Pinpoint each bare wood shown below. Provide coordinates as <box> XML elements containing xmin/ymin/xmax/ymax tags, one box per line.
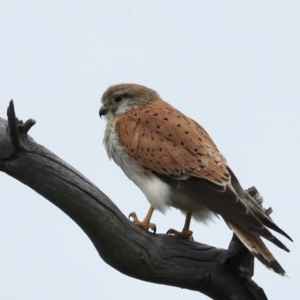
<box><xmin>0</xmin><ymin>101</ymin><xmax>268</xmax><ymax>300</ymax></box>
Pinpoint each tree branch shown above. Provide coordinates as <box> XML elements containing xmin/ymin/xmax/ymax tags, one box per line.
<box><xmin>0</xmin><ymin>101</ymin><xmax>268</xmax><ymax>300</ymax></box>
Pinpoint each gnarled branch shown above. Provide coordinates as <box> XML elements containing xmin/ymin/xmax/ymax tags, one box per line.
<box><xmin>0</xmin><ymin>101</ymin><xmax>268</xmax><ymax>300</ymax></box>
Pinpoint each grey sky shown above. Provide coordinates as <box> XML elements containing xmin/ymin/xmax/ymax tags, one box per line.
<box><xmin>0</xmin><ymin>1</ymin><xmax>299</xmax><ymax>299</ymax></box>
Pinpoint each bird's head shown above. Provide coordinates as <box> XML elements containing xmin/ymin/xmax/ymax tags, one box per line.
<box><xmin>99</xmin><ymin>83</ymin><xmax>160</xmax><ymax>120</ymax></box>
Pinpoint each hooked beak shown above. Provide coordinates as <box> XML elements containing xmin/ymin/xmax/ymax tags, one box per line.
<box><xmin>99</xmin><ymin>106</ymin><xmax>109</xmax><ymax>118</ymax></box>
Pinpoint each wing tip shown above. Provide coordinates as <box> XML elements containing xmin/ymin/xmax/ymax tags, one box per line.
<box><xmin>270</xmin><ymin>223</ymin><xmax>293</xmax><ymax>242</ymax></box>
<box><xmin>268</xmin><ymin>235</ymin><xmax>290</xmax><ymax>253</ymax></box>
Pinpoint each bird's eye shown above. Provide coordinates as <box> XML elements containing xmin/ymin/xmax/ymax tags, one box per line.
<box><xmin>115</xmin><ymin>96</ymin><xmax>122</xmax><ymax>103</ymax></box>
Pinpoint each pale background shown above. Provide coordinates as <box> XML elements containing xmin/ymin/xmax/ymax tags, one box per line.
<box><xmin>0</xmin><ymin>1</ymin><xmax>299</xmax><ymax>299</ymax></box>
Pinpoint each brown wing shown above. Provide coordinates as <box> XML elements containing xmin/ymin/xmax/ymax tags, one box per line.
<box><xmin>115</xmin><ymin>99</ymin><xmax>231</xmax><ymax>185</ymax></box>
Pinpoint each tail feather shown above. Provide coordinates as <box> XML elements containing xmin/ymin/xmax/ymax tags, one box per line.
<box><xmin>228</xmin><ymin>220</ymin><xmax>287</xmax><ymax>276</ymax></box>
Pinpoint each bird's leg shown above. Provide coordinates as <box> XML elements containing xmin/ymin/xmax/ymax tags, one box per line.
<box><xmin>129</xmin><ymin>206</ymin><xmax>156</xmax><ymax>233</ymax></box>
<box><xmin>167</xmin><ymin>212</ymin><xmax>193</xmax><ymax>239</ymax></box>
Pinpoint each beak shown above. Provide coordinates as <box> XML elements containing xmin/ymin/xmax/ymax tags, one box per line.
<box><xmin>99</xmin><ymin>106</ymin><xmax>109</xmax><ymax>118</ymax></box>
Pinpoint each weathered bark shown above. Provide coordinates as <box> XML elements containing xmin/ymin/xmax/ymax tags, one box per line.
<box><xmin>0</xmin><ymin>101</ymin><xmax>268</xmax><ymax>300</ymax></box>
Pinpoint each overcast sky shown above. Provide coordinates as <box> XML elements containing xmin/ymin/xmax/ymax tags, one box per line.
<box><xmin>0</xmin><ymin>1</ymin><xmax>299</xmax><ymax>299</ymax></box>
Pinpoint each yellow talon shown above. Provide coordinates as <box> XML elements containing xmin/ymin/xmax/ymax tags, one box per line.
<box><xmin>129</xmin><ymin>207</ymin><xmax>156</xmax><ymax>233</ymax></box>
<box><xmin>167</xmin><ymin>212</ymin><xmax>194</xmax><ymax>240</ymax></box>
<box><xmin>167</xmin><ymin>228</ymin><xmax>194</xmax><ymax>240</ymax></box>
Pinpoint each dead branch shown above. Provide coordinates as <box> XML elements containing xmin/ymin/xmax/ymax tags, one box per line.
<box><xmin>0</xmin><ymin>101</ymin><xmax>268</xmax><ymax>300</ymax></box>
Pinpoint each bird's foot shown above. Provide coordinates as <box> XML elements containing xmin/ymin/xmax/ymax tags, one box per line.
<box><xmin>167</xmin><ymin>228</ymin><xmax>194</xmax><ymax>241</ymax></box>
<box><xmin>129</xmin><ymin>212</ymin><xmax>156</xmax><ymax>234</ymax></box>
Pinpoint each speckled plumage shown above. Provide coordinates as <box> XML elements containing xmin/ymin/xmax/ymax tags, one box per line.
<box><xmin>100</xmin><ymin>83</ymin><xmax>292</xmax><ymax>275</ymax></box>
<box><xmin>116</xmin><ymin>100</ymin><xmax>230</xmax><ymax>183</ymax></box>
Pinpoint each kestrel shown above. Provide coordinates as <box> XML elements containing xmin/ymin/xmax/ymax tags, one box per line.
<box><xmin>99</xmin><ymin>83</ymin><xmax>292</xmax><ymax>275</ymax></box>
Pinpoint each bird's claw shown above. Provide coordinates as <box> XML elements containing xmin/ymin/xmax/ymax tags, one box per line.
<box><xmin>129</xmin><ymin>212</ymin><xmax>156</xmax><ymax>234</ymax></box>
<box><xmin>167</xmin><ymin>228</ymin><xmax>194</xmax><ymax>241</ymax></box>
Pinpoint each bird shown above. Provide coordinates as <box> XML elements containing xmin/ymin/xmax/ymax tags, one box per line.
<box><xmin>99</xmin><ymin>83</ymin><xmax>292</xmax><ymax>276</ymax></box>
